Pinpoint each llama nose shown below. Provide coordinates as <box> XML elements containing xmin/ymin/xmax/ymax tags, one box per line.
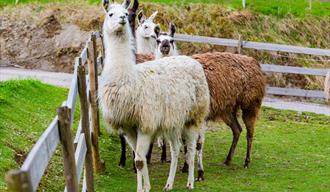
<box><xmin>120</xmin><ymin>15</ymin><xmax>125</xmax><ymax>20</ymax></box>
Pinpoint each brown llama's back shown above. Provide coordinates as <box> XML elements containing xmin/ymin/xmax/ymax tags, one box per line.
<box><xmin>192</xmin><ymin>52</ymin><xmax>266</xmax><ymax>120</ymax></box>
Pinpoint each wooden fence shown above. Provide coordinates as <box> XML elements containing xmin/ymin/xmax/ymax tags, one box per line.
<box><xmin>4</xmin><ymin>31</ymin><xmax>330</xmax><ymax>191</ymax></box>
<box><xmin>175</xmin><ymin>34</ymin><xmax>330</xmax><ymax>101</ymax></box>
<box><xmin>5</xmin><ymin>32</ymin><xmax>104</xmax><ymax>192</ymax></box>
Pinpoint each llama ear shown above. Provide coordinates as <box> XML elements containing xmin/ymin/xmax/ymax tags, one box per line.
<box><xmin>169</xmin><ymin>23</ymin><xmax>176</xmax><ymax>37</ymax></box>
<box><xmin>137</xmin><ymin>10</ymin><xmax>146</xmax><ymax>25</ymax></box>
<box><xmin>148</xmin><ymin>11</ymin><xmax>158</xmax><ymax>22</ymax></box>
<box><xmin>102</xmin><ymin>0</ymin><xmax>111</xmax><ymax>13</ymax></box>
<box><xmin>122</xmin><ymin>0</ymin><xmax>131</xmax><ymax>9</ymax></box>
<box><xmin>154</xmin><ymin>25</ymin><xmax>160</xmax><ymax>37</ymax></box>
<box><xmin>131</xmin><ymin>0</ymin><xmax>139</xmax><ymax>13</ymax></box>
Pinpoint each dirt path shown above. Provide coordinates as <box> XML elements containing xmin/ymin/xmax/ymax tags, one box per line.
<box><xmin>1</xmin><ymin>67</ymin><xmax>329</xmax><ymax>116</ymax></box>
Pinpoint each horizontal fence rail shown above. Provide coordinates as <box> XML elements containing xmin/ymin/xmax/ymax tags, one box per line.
<box><xmin>175</xmin><ymin>34</ymin><xmax>330</xmax><ymax>57</ymax></box>
<box><xmin>21</xmin><ymin>117</ymin><xmax>59</xmax><ymax>191</ymax></box>
<box><xmin>6</xmin><ymin>32</ymin><xmax>103</xmax><ymax>192</ymax></box>
<box><xmin>261</xmin><ymin>64</ymin><xmax>329</xmax><ymax>76</ymax></box>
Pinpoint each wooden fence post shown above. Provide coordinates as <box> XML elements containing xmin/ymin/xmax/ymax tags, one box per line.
<box><xmin>57</xmin><ymin>106</ymin><xmax>78</xmax><ymax>192</ymax></box>
<box><xmin>88</xmin><ymin>33</ymin><xmax>105</xmax><ymax>173</ymax></box>
<box><xmin>237</xmin><ymin>35</ymin><xmax>242</xmax><ymax>54</ymax></box>
<box><xmin>6</xmin><ymin>170</ymin><xmax>32</xmax><ymax>192</ymax></box>
<box><xmin>324</xmin><ymin>70</ymin><xmax>330</xmax><ymax>101</ymax></box>
<box><xmin>77</xmin><ymin>57</ymin><xmax>95</xmax><ymax>191</ymax></box>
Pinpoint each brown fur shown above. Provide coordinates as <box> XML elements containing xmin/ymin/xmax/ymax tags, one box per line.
<box><xmin>136</xmin><ymin>53</ymin><xmax>155</xmax><ymax>63</ymax></box>
<box><xmin>137</xmin><ymin>51</ymin><xmax>266</xmax><ymax>167</ymax></box>
<box><xmin>191</xmin><ymin>52</ymin><xmax>266</xmax><ymax>120</ymax></box>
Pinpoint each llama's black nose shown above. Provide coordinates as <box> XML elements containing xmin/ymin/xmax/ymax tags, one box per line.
<box><xmin>120</xmin><ymin>15</ymin><xmax>126</xmax><ymax>20</ymax></box>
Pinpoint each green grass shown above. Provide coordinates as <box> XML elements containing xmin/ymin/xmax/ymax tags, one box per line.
<box><xmin>0</xmin><ymin>80</ymin><xmax>70</xmax><ymax>191</ymax></box>
<box><xmin>1</xmin><ymin>0</ymin><xmax>330</xmax><ymax>17</ymax></box>
<box><xmin>96</xmin><ymin>108</ymin><xmax>330</xmax><ymax>191</ymax></box>
<box><xmin>1</xmin><ymin>80</ymin><xmax>329</xmax><ymax>191</ymax></box>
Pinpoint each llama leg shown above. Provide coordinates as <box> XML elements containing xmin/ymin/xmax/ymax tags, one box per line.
<box><xmin>181</xmin><ymin>139</ymin><xmax>189</xmax><ymax>173</ymax></box>
<box><xmin>161</xmin><ymin>138</ymin><xmax>167</xmax><ymax>163</ymax></box>
<box><xmin>146</xmin><ymin>143</ymin><xmax>153</xmax><ymax>165</ymax></box>
<box><xmin>164</xmin><ymin>135</ymin><xmax>181</xmax><ymax>191</ymax></box>
<box><xmin>135</xmin><ymin>130</ymin><xmax>152</xmax><ymax>192</ymax></box>
<box><xmin>196</xmin><ymin>128</ymin><xmax>205</xmax><ymax>181</ymax></box>
<box><xmin>123</xmin><ymin>129</ymin><xmax>137</xmax><ymax>172</ymax></box>
<box><xmin>242</xmin><ymin>103</ymin><xmax>260</xmax><ymax>168</ymax></box>
<box><xmin>184</xmin><ymin>128</ymin><xmax>197</xmax><ymax>189</ymax></box>
<box><xmin>119</xmin><ymin>133</ymin><xmax>127</xmax><ymax>167</ymax></box>
<box><xmin>223</xmin><ymin>114</ymin><xmax>243</xmax><ymax>165</ymax></box>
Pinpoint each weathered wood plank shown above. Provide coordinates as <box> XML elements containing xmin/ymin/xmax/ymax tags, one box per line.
<box><xmin>73</xmin><ymin>120</ymin><xmax>82</xmax><ymax>149</ymax></box>
<box><xmin>19</xmin><ymin>117</ymin><xmax>59</xmax><ymax>191</ymax></box>
<box><xmin>88</xmin><ymin>34</ymin><xmax>104</xmax><ymax>173</ymax></box>
<box><xmin>67</xmin><ymin>59</ymin><xmax>79</xmax><ymax>123</ymax></box>
<box><xmin>57</xmin><ymin>106</ymin><xmax>79</xmax><ymax>192</ymax></box>
<box><xmin>82</xmin><ymin>171</ymin><xmax>87</xmax><ymax>192</ymax></box>
<box><xmin>80</xmin><ymin>46</ymin><xmax>89</xmax><ymax>65</ymax></box>
<box><xmin>175</xmin><ymin>34</ymin><xmax>239</xmax><ymax>47</ymax></box>
<box><xmin>325</xmin><ymin>71</ymin><xmax>330</xmax><ymax>100</ymax></box>
<box><xmin>6</xmin><ymin>170</ymin><xmax>33</xmax><ymax>192</ymax></box>
<box><xmin>267</xmin><ymin>87</ymin><xmax>326</xmax><ymax>98</ymax></box>
<box><xmin>243</xmin><ymin>41</ymin><xmax>330</xmax><ymax>57</ymax></box>
<box><xmin>77</xmin><ymin>60</ymin><xmax>95</xmax><ymax>192</ymax></box>
<box><xmin>75</xmin><ymin>134</ymin><xmax>87</xmax><ymax>184</ymax></box>
<box><xmin>175</xmin><ymin>34</ymin><xmax>330</xmax><ymax>56</ymax></box>
<box><xmin>261</xmin><ymin>64</ymin><xmax>329</xmax><ymax>76</ymax></box>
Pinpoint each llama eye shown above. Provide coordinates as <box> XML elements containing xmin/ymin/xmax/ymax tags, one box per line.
<box><xmin>125</xmin><ymin>13</ymin><xmax>128</xmax><ymax>16</ymax></box>
<box><xmin>156</xmin><ymin>40</ymin><xmax>161</xmax><ymax>44</ymax></box>
<box><xmin>144</xmin><ymin>26</ymin><xmax>148</xmax><ymax>29</ymax></box>
<box><xmin>170</xmin><ymin>40</ymin><xmax>174</xmax><ymax>43</ymax></box>
<box><xmin>109</xmin><ymin>13</ymin><xmax>113</xmax><ymax>17</ymax></box>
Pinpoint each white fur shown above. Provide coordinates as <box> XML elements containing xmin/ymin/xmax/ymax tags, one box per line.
<box><xmin>136</xmin><ymin>12</ymin><xmax>158</xmax><ymax>54</ymax></box>
<box><xmin>99</xmin><ymin>2</ymin><xmax>209</xmax><ymax>191</ymax></box>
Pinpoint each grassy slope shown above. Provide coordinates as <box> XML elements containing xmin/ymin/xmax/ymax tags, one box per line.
<box><xmin>0</xmin><ymin>81</ymin><xmax>329</xmax><ymax>191</ymax></box>
<box><xmin>0</xmin><ymin>80</ymin><xmax>68</xmax><ymax>191</ymax></box>
<box><xmin>2</xmin><ymin>0</ymin><xmax>330</xmax><ymax>17</ymax></box>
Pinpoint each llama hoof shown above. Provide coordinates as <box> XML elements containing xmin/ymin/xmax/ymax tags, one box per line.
<box><xmin>195</xmin><ymin>170</ymin><xmax>204</xmax><ymax>181</ymax></box>
<box><xmin>143</xmin><ymin>186</ymin><xmax>151</xmax><ymax>192</ymax></box>
<box><xmin>181</xmin><ymin>162</ymin><xmax>189</xmax><ymax>173</ymax></box>
<box><xmin>244</xmin><ymin>163</ymin><xmax>250</xmax><ymax>169</ymax></box>
<box><xmin>223</xmin><ymin>160</ymin><xmax>231</xmax><ymax>166</ymax></box>
<box><xmin>163</xmin><ymin>183</ymin><xmax>173</xmax><ymax>191</ymax></box>
<box><xmin>186</xmin><ymin>182</ymin><xmax>194</xmax><ymax>190</ymax></box>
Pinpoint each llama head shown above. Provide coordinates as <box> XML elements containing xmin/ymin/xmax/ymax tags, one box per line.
<box><xmin>102</xmin><ymin>0</ymin><xmax>131</xmax><ymax>36</ymax></box>
<box><xmin>127</xmin><ymin>0</ymin><xmax>139</xmax><ymax>35</ymax></box>
<box><xmin>155</xmin><ymin>23</ymin><xmax>177</xmax><ymax>58</ymax></box>
<box><xmin>136</xmin><ymin>11</ymin><xmax>159</xmax><ymax>39</ymax></box>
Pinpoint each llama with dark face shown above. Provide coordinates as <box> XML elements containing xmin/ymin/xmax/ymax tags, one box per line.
<box><xmin>99</xmin><ymin>1</ymin><xmax>210</xmax><ymax>191</ymax></box>
<box><xmin>139</xmin><ymin>21</ymin><xmax>266</xmax><ymax>181</ymax></box>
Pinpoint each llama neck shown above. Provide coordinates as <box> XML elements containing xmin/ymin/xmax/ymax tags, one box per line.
<box><xmin>102</xmin><ymin>29</ymin><xmax>136</xmax><ymax>78</ymax></box>
<box><xmin>136</xmin><ymin>34</ymin><xmax>156</xmax><ymax>54</ymax></box>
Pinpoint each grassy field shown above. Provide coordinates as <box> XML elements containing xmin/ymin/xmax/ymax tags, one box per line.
<box><xmin>1</xmin><ymin>0</ymin><xmax>330</xmax><ymax>17</ymax></box>
<box><xmin>1</xmin><ymin>80</ymin><xmax>329</xmax><ymax>191</ymax></box>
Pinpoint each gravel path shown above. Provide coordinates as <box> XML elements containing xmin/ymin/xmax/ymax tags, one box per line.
<box><xmin>1</xmin><ymin>67</ymin><xmax>329</xmax><ymax>116</ymax></box>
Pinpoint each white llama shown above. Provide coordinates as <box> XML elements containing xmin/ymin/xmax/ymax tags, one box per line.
<box><xmin>99</xmin><ymin>1</ymin><xmax>210</xmax><ymax>191</ymax></box>
<box><xmin>136</xmin><ymin>10</ymin><xmax>160</xmax><ymax>54</ymax></box>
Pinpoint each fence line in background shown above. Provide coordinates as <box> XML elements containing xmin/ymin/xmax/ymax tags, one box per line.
<box><xmin>174</xmin><ymin>34</ymin><xmax>330</xmax><ymax>57</ymax></box>
<box><xmin>175</xmin><ymin>34</ymin><xmax>330</xmax><ymax>101</ymax></box>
